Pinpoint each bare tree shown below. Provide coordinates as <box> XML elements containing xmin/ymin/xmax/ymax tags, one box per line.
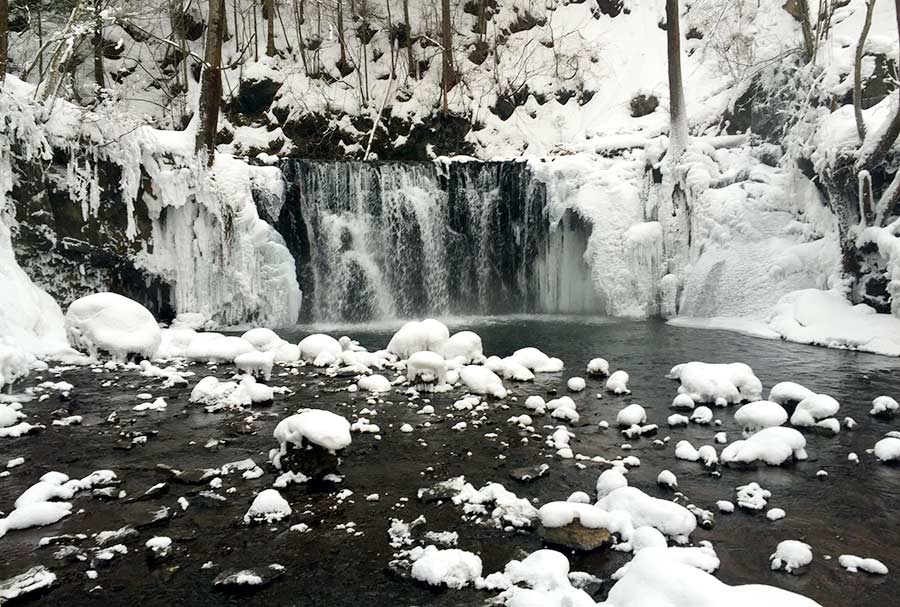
<box><xmin>441</xmin><ymin>0</ymin><xmax>453</xmax><ymax>115</ymax></box>
<box><xmin>92</xmin><ymin>0</ymin><xmax>105</xmax><ymax>90</ymax></box>
<box><xmin>402</xmin><ymin>0</ymin><xmax>415</xmax><ymax>78</ymax></box>
<box><xmin>854</xmin><ymin>0</ymin><xmax>876</xmax><ymax>142</ymax></box>
<box><xmin>38</xmin><ymin>0</ymin><xmax>88</xmax><ymax>101</ymax></box>
<box><xmin>666</xmin><ymin>0</ymin><xmax>688</xmax><ymax>155</ymax></box>
<box><xmin>196</xmin><ymin>0</ymin><xmax>226</xmax><ymax>165</ymax></box>
<box><xmin>0</xmin><ymin>0</ymin><xmax>8</xmax><ymax>83</ymax></box>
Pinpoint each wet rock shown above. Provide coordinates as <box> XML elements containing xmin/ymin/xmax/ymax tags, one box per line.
<box><xmin>213</xmin><ymin>564</ymin><xmax>286</xmax><ymax>592</ymax></box>
<box><xmin>38</xmin><ymin>534</ymin><xmax>88</xmax><ymax>547</ymax></box>
<box><xmin>126</xmin><ymin>482</ymin><xmax>169</xmax><ymax>503</ymax></box>
<box><xmin>417</xmin><ymin>481</ymin><xmax>460</xmax><ymax>504</ymax></box>
<box><xmin>509</xmin><ymin>463</ymin><xmax>550</xmax><ymax>483</ymax></box>
<box><xmin>92</xmin><ymin>487</ymin><xmax>120</xmax><ymax>500</ymax></box>
<box><xmin>130</xmin><ymin>506</ymin><xmax>172</xmax><ymax>530</ymax></box>
<box><xmin>0</xmin><ymin>566</ymin><xmax>57</xmax><ymax>602</ymax></box>
<box><xmin>537</xmin><ymin>522</ymin><xmax>612</xmax><ymax>552</ymax></box>
<box><xmin>277</xmin><ymin>442</ymin><xmax>341</xmax><ymax>480</ymax></box>
<box><xmin>157</xmin><ymin>464</ymin><xmax>215</xmax><ymax>485</ymax></box>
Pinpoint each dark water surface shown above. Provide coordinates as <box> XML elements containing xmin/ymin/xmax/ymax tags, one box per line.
<box><xmin>3</xmin><ymin>317</ymin><xmax>900</xmax><ymax>606</ymax></box>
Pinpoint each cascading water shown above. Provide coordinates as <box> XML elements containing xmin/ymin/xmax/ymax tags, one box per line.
<box><xmin>268</xmin><ymin>159</ymin><xmax>600</xmax><ymax>322</ymax></box>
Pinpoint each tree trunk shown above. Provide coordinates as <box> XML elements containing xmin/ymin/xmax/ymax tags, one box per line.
<box><xmin>666</xmin><ymin>0</ymin><xmax>688</xmax><ymax>156</ymax></box>
<box><xmin>796</xmin><ymin>0</ymin><xmax>815</xmax><ymax>62</ymax></box>
<box><xmin>337</xmin><ymin>0</ymin><xmax>347</xmax><ymax>66</ymax></box>
<box><xmin>92</xmin><ymin>0</ymin><xmax>105</xmax><ymax>90</ymax></box>
<box><xmin>265</xmin><ymin>0</ymin><xmax>276</xmax><ymax>56</ymax></box>
<box><xmin>441</xmin><ymin>0</ymin><xmax>453</xmax><ymax>116</ymax></box>
<box><xmin>0</xmin><ymin>0</ymin><xmax>8</xmax><ymax>83</ymax></box>
<box><xmin>38</xmin><ymin>0</ymin><xmax>87</xmax><ymax>101</ymax></box>
<box><xmin>854</xmin><ymin>0</ymin><xmax>876</xmax><ymax>143</ymax></box>
<box><xmin>196</xmin><ymin>0</ymin><xmax>225</xmax><ymax>165</ymax></box>
<box><xmin>402</xmin><ymin>0</ymin><xmax>415</xmax><ymax>79</ymax></box>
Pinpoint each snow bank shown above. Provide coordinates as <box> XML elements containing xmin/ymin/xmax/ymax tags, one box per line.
<box><xmin>64</xmin><ymin>293</ymin><xmax>161</xmax><ymax>362</ymax></box>
<box><xmin>667</xmin><ymin>362</ymin><xmax>762</xmax><ymax>405</ymax></box>
<box><xmin>273</xmin><ymin>410</ymin><xmax>352</xmax><ymax>453</ymax></box>
<box><xmin>410</xmin><ymin>546</ymin><xmax>482</xmax><ymax>589</ymax></box>
<box><xmin>769</xmin><ymin>289</ymin><xmax>900</xmax><ymax>356</ymax></box>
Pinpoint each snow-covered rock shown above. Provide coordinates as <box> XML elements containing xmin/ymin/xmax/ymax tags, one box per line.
<box><xmin>734</xmin><ymin>401</ymin><xmax>788</xmax><ymax>432</ymax></box>
<box><xmin>667</xmin><ymin>362</ymin><xmax>762</xmax><ymax>406</ymax></box>
<box><xmin>244</xmin><ymin>489</ymin><xmax>292</xmax><ymax>524</ymax></box>
<box><xmin>273</xmin><ymin>410</ymin><xmax>352</xmax><ymax>454</ymax></box>
<box><xmin>406</xmin><ymin>351</ymin><xmax>448</xmax><ymax>388</ymax></box>
<box><xmin>721</xmin><ymin>427</ymin><xmax>808</xmax><ymax>466</ymax></box>
<box><xmin>441</xmin><ymin>331</ymin><xmax>484</xmax><ymax>364</ymax></box>
<box><xmin>870</xmin><ymin>396</ymin><xmax>899</xmax><ymax>417</ymax></box>
<box><xmin>357</xmin><ymin>374</ymin><xmax>392</xmax><ymax>393</ymax></box>
<box><xmin>587</xmin><ymin>358</ymin><xmax>610</xmax><ymax>376</ymax></box>
<box><xmin>616</xmin><ymin>404</ymin><xmax>646</xmax><ymax>427</ymax></box>
<box><xmin>606</xmin><ymin>370</ymin><xmax>630</xmax><ymax>394</ymax></box>
<box><xmin>770</xmin><ymin>540</ymin><xmax>812</xmax><ymax>573</ymax></box>
<box><xmin>838</xmin><ymin>554</ymin><xmax>889</xmax><ymax>575</ymax></box>
<box><xmin>596</xmin><ymin>487</ymin><xmax>696</xmax><ymax>542</ymax></box>
<box><xmin>387</xmin><ymin>320</ymin><xmax>449</xmax><ymax>358</ymax></box>
<box><xmin>459</xmin><ymin>365</ymin><xmax>507</xmax><ymax>398</ymax></box>
<box><xmin>790</xmin><ymin>394</ymin><xmax>840</xmax><ymax>427</ymax></box>
<box><xmin>298</xmin><ymin>334</ymin><xmax>342</xmax><ymax>365</ymax></box>
<box><xmin>410</xmin><ymin>546</ymin><xmax>482</xmax><ymax>589</ymax></box>
<box><xmin>65</xmin><ymin>293</ymin><xmax>161</xmax><ymax>362</ymax></box>
<box><xmin>510</xmin><ymin>347</ymin><xmax>564</xmax><ymax>372</ymax></box>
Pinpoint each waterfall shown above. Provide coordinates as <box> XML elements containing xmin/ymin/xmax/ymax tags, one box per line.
<box><xmin>268</xmin><ymin>159</ymin><xmax>599</xmax><ymax>322</ymax></box>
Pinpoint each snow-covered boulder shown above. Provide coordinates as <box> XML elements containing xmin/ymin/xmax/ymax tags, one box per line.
<box><xmin>874</xmin><ymin>436</ymin><xmax>900</xmax><ymax>462</ymax></box>
<box><xmin>387</xmin><ymin>319</ymin><xmax>449</xmax><ymax>358</ymax></box>
<box><xmin>790</xmin><ymin>394</ymin><xmax>840</xmax><ymax>427</ymax></box>
<box><xmin>616</xmin><ymin>404</ymin><xmax>646</xmax><ymax>427</ymax></box>
<box><xmin>240</xmin><ymin>328</ymin><xmax>283</xmax><ymax>351</ymax></box>
<box><xmin>0</xmin><ymin>344</ymin><xmax>30</xmax><ymax>389</ymax></box>
<box><xmin>596</xmin><ymin>487</ymin><xmax>696</xmax><ymax>542</ymax></box>
<box><xmin>234</xmin><ymin>350</ymin><xmax>276</xmax><ymax>380</ymax></box>
<box><xmin>567</xmin><ymin>377</ymin><xmax>586</xmax><ymax>392</ymax></box>
<box><xmin>510</xmin><ymin>347</ymin><xmax>564</xmax><ymax>373</ymax></box>
<box><xmin>459</xmin><ymin>365</ymin><xmax>507</xmax><ymax>399</ymax></box>
<box><xmin>357</xmin><ymin>374</ymin><xmax>392</xmax><ymax>393</ymax></box>
<box><xmin>410</xmin><ymin>545</ymin><xmax>482</xmax><ymax>589</ymax></box>
<box><xmin>271</xmin><ymin>410</ymin><xmax>352</xmax><ymax>479</ymax></box>
<box><xmin>407</xmin><ymin>351</ymin><xmax>448</xmax><ymax>389</ymax></box>
<box><xmin>596</xmin><ymin>469</ymin><xmax>628</xmax><ymax>499</ymax></box>
<box><xmin>606</xmin><ymin>370</ymin><xmax>630</xmax><ymax>394</ymax></box>
<box><xmin>441</xmin><ymin>331</ymin><xmax>484</xmax><ymax>364</ymax></box>
<box><xmin>65</xmin><ymin>293</ymin><xmax>161</xmax><ymax>362</ymax></box>
<box><xmin>189</xmin><ymin>375</ymin><xmax>273</xmax><ymax>410</ymax></box>
<box><xmin>244</xmin><ymin>489</ymin><xmax>292</xmax><ymax>524</ymax></box>
<box><xmin>298</xmin><ymin>334</ymin><xmax>342</xmax><ymax>365</ymax></box>
<box><xmin>770</xmin><ymin>540</ymin><xmax>812</xmax><ymax>573</ymax></box>
<box><xmin>667</xmin><ymin>362</ymin><xmax>762</xmax><ymax>406</ymax></box>
<box><xmin>721</xmin><ymin>427</ymin><xmax>808</xmax><ymax>466</ymax></box>
<box><xmin>768</xmin><ymin>381</ymin><xmax>815</xmax><ymax>405</ymax></box>
<box><xmin>734</xmin><ymin>401</ymin><xmax>788</xmax><ymax>432</ymax></box>
<box><xmin>586</xmin><ymin>358</ymin><xmax>609</xmax><ymax>376</ymax></box>
<box><xmin>870</xmin><ymin>396</ymin><xmax>899</xmax><ymax>418</ymax></box>
<box><xmin>186</xmin><ymin>333</ymin><xmax>254</xmax><ymax>362</ymax></box>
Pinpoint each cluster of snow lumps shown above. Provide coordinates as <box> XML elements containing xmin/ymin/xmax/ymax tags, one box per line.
<box><xmin>298</xmin><ymin>333</ymin><xmax>343</xmax><ymax>366</ymax></box>
<box><xmin>271</xmin><ymin>409</ymin><xmax>351</xmax><ymax>479</ymax></box>
<box><xmin>509</xmin><ymin>347</ymin><xmax>564</xmax><ymax>373</ymax></box>
<box><xmin>597</xmin><ymin>487</ymin><xmax>697</xmax><ymax>543</ymax></box>
<box><xmin>734</xmin><ymin>401</ymin><xmax>789</xmax><ymax>432</ymax></box>
<box><xmin>721</xmin><ymin>427</ymin><xmax>808</xmax><ymax>466</ymax></box>
<box><xmin>387</xmin><ymin>319</ymin><xmax>450</xmax><ymax>358</ymax></box>
<box><xmin>244</xmin><ymin>489</ymin><xmax>292</xmax><ymax>524</ymax></box>
<box><xmin>406</xmin><ymin>351</ymin><xmax>450</xmax><ymax>392</ymax></box>
<box><xmin>546</xmin><ymin>396</ymin><xmax>579</xmax><ymax>423</ymax></box>
<box><xmin>485</xmin><ymin>355</ymin><xmax>535</xmax><ymax>382</ymax></box>
<box><xmin>602</xmin><ymin>545</ymin><xmax>823</xmax><ymax>607</ymax></box>
<box><xmin>459</xmin><ymin>365</ymin><xmax>508</xmax><ymax>399</ymax></box>
<box><xmin>410</xmin><ymin>545</ymin><xmax>482</xmax><ymax>589</ymax></box>
<box><xmin>1</xmin><ymin>470</ymin><xmax>117</xmax><ymax>538</ymax></box>
<box><xmin>64</xmin><ymin>293</ymin><xmax>161</xmax><ymax>362</ymax></box>
<box><xmin>189</xmin><ymin>375</ymin><xmax>273</xmax><ymax>411</ymax></box>
<box><xmin>484</xmin><ymin>549</ymin><xmax>597</xmax><ymax>607</ymax></box>
<box><xmin>667</xmin><ymin>362</ymin><xmax>762</xmax><ymax>406</ymax></box>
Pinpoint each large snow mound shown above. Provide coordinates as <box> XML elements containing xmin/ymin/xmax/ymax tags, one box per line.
<box><xmin>65</xmin><ymin>293</ymin><xmax>161</xmax><ymax>362</ymax></box>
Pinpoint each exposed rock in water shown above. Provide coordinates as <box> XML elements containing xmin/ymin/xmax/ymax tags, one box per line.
<box><xmin>537</xmin><ymin>522</ymin><xmax>612</xmax><ymax>551</ymax></box>
<box><xmin>509</xmin><ymin>463</ymin><xmax>550</xmax><ymax>483</ymax></box>
<box><xmin>277</xmin><ymin>442</ymin><xmax>342</xmax><ymax>480</ymax></box>
<box><xmin>0</xmin><ymin>566</ymin><xmax>57</xmax><ymax>603</ymax></box>
<box><xmin>213</xmin><ymin>564</ymin><xmax>286</xmax><ymax>592</ymax></box>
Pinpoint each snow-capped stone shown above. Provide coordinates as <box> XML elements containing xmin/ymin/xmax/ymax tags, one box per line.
<box><xmin>721</xmin><ymin>427</ymin><xmax>808</xmax><ymax>466</ymax></box>
<box><xmin>770</xmin><ymin>540</ymin><xmax>812</xmax><ymax>573</ymax></box>
<box><xmin>768</xmin><ymin>382</ymin><xmax>815</xmax><ymax>405</ymax></box>
<box><xmin>873</xmin><ymin>436</ymin><xmax>900</xmax><ymax>462</ymax></box>
<box><xmin>790</xmin><ymin>394</ymin><xmax>840</xmax><ymax>427</ymax></box>
<box><xmin>510</xmin><ymin>347</ymin><xmax>564</xmax><ymax>373</ymax></box>
<box><xmin>606</xmin><ymin>370</ymin><xmax>630</xmax><ymax>394</ymax></box>
<box><xmin>410</xmin><ymin>546</ymin><xmax>482</xmax><ymax>589</ymax></box>
<box><xmin>616</xmin><ymin>404</ymin><xmax>646</xmax><ymax>427</ymax></box>
<box><xmin>65</xmin><ymin>293</ymin><xmax>161</xmax><ymax>362</ymax></box>
<box><xmin>273</xmin><ymin>410</ymin><xmax>352</xmax><ymax>454</ymax></box>
<box><xmin>586</xmin><ymin>358</ymin><xmax>609</xmax><ymax>376</ymax></box>
<box><xmin>244</xmin><ymin>489</ymin><xmax>291</xmax><ymax>523</ymax></box>
<box><xmin>357</xmin><ymin>374</ymin><xmax>392</xmax><ymax>393</ymax></box>
<box><xmin>870</xmin><ymin>396</ymin><xmax>899</xmax><ymax>417</ymax></box>
<box><xmin>387</xmin><ymin>320</ymin><xmax>449</xmax><ymax>358</ymax></box>
<box><xmin>667</xmin><ymin>362</ymin><xmax>762</xmax><ymax>405</ymax></box>
<box><xmin>657</xmin><ymin>470</ymin><xmax>677</xmax><ymax>489</ymax></box>
<box><xmin>670</xmin><ymin>393</ymin><xmax>696</xmax><ymax>410</ymax></box>
<box><xmin>234</xmin><ymin>350</ymin><xmax>275</xmax><ymax>380</ymax></box>
<box><xmin>459</xmin><ymin>365</ymin><xmax>507</xmax><ymax>398</ymax></box>
<box><xmin>298</xmin><ymin>334</ymin><xmax>342</xmax><ymax>365</ymax></box>
<box><xmin>596</xmin><ymin>487</ymin><xmax>696</xmax><ymax>541</ymax></box>
<box><xmin>567</xmin><ymin>377</ymin><xmax>586</xmax><ymax>392</ymax></box>
<box><xmin>441</xmin><ymin>331</ymin><xmax>484</xmax><ymax>364</ymax></box>
<box><xmin>734</xmin><ymin>401</ymin><xmax>788</xmax><ymax>432</ymax></box>
<box><xmin>596</xmin><ymin>469</ymin><xmax>628</xmax><ymax>499</ymax></box>
<box><xmin>838</xmin><ymin>554</ymin><xmax>888</xmax><ymax>575</ymax></box>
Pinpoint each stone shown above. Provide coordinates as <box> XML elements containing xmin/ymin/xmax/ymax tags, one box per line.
<box><xmin>509</xmin><ymin>463</ymin><xmax>550</xmax><ymax>483</ymax></box>
<box><xmin>629</xmin><ymin>94</ymin><xmax>659</xmax><ymax>118</ymax></box>
<box><xmin>537</xmin><ymin>522</ymin><xmax>612</xmax><ymax>552</ymax></box>
<box><xmin>0</xmin><ymin>566</ymin><xmax>56</xmax><ymax>603</ymax></box>
<box><xmin>213</xmin><ymin>564</ymin><xmax>286</xmax><ymax>592</ymax></box>
<box><xmin>277</xmin><ymin>442</ymin><xmax>341</xmax><ymax>480</ymax></box>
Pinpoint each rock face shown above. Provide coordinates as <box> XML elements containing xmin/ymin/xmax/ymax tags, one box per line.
<box><xmin>537</xmin><ymin>522</ymin><xmax>612</xmax><ymax>551</ymax></box>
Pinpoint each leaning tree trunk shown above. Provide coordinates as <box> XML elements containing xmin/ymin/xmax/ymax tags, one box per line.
<box><xmin>0</xmin><ymin>0</ymin><xmax>8</xmax><ymax>83</ymax></box>
<box><xmin>92</xmin><ymin>0</ymin><xmax>105</xmax><ymax>90</ymax></box>
<box><xmin>440</xmin><ymin>0</ymin><xmax>453</xmax><ymax>116</ymax></box>
<box><xmin>196</xmin><ymin>0</ymin><xmax>226</xmax><ymax>165</ymax></box>
<box><xmin>38</xmin><ymin>0</ymin><xmax>88</xmax><ymax>101</ymax></box>
<box><xmin>402</xmin><ymin>0</ymin><xmax>415</xmax><ymax>79</ymax></box>
<box><xmin>854</xmin><ymin>0</ymin><xmax>876</xmax><ymax>143</ymax></box>
<box><xmin>265</xmin><ymin>0</ymin><xmax>276</xmax><ymax>56</ymax></box>
<box><xmin>666</xmin><ymin>0</ymin><xmax>688</xmax><ymax>157</ymax></box>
